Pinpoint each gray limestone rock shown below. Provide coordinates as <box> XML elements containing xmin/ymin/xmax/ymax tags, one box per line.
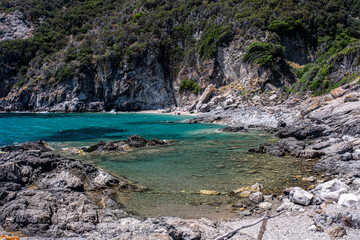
<box><xmin>249</xmin><ymin>192</ymin><xmax>264</xmax><ymax>204</ymax></box>
<box><xmin>313</xmin><ymin>179</ymin><xmax>349</xmax><ymax>202</ymax></box>
<box><xmin>289</xmin><ymin>187</ymin><xmax>314</xmax><ymax>206</ymax></box>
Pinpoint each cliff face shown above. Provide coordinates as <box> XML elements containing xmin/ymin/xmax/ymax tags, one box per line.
<box><xmin>1</xmin><ymin>35</ymin><xmax>357</xmax><ymax>112</ymax></box>
<box><xmin>1</xmin><ymin>0</ymin><xmax>359</xmax><ymax>112</ymax></box>
<box><xmin>1</xmin><ymin>46</ymin><xmax>176</xmax><ymax>112</ymax></box>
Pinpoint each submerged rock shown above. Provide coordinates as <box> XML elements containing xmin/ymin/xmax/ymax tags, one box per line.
<box><xmin>81</xmin><ymin>135</ymin><xmax>167</xmax><ymax>152</ymax></box>
<box><xmin>220</xmin><ymin>126</ymin><xmax>248</xmax><ymax>133</ymax></box>
<box><xmin>199</xmin><ymin>190</ymin><xmax>219</xmax><ymax>195</ymax></box>
<box><xmin>248</xmin><ymin>145</ymin><xmax>267</xmax><ymax>153</ymax></box>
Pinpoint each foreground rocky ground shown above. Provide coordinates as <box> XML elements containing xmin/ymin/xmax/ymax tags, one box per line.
<box><xmin>1</xmin><ymin>140</ymin><xmax>360</xmax><ymax>239</ymax></box>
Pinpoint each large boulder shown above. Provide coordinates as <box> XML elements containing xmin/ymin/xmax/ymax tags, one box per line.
<box><xmin>338</xmin><ymin>194</ymin><xmax>359</xmax><ymax>207</ymax></box>
<box><xmin>313</xmin><ymin>179</ymin><xmax>349</xmax><ymax>202</ymax></box>
<box><xmin>289</xmin><ymin>187</ymin><xmax>314</xmax><ymax>206</ymax></box>
<box><xmin>249</xmin><ymin>192</ymin><xmax>264</xmax><ymax>203</ymax></box>
<box><xmin>195</xmin><ymin>84</ymin><xmax>215</xmax><ymax>111</ymax></box>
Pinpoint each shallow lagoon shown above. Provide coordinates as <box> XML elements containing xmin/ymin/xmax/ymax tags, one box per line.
<box><xmin>0</xmin><ymin>113</ymin><xmax>313</xmax><ymax>218</ymax></box>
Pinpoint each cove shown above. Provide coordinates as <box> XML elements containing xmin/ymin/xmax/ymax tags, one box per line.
<box><xmin>0</xmin><ymin>113</ymin><xmax>312</xmax><ymax>219</ymax></box>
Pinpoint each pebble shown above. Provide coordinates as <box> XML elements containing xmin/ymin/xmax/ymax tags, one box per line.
<box><xmin>238</xmin><ymin>190</ymin><xmax>251</xmax><ymax>198</ymax></box>
<box><xmin>258</xmin><ymin>202</ymin><xmax>272</xmax><ymax>210</ymax></box>
<box><xmin>308</xmin><ymin>225</ymin><xmax>317</xmax><ymax>231</ymax></box>
<box><xmin>199</xmin><ymin>190</ymin><xmax>219</xmax><ymax>195</ymax></box>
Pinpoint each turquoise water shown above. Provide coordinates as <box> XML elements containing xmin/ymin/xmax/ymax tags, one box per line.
<box><xmin>0</xmin><ymin>113</ymin><xmax>311</xmax><ymax>218</ymax></box>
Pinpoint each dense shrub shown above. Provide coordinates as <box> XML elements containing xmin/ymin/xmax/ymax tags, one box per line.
<box><xmin>199</xmin><ymin>25</ymin><xmax>233</xmax><ymax>59</ymax></box>
<box><xmin>178</xmin><ymin>79</ymin><xmax>201</xmax><ymax>94</ymax></box>
<box><xmin>242</xmin><ymin>42</ymin><xmax>285</xmax><ymax>70</ymax></box>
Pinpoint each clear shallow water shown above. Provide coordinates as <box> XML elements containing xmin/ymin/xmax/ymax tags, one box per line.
<box><xmin>0</xmin><ymin>113</ymin><xmax>312</xmax><ymax>218</ymax></box>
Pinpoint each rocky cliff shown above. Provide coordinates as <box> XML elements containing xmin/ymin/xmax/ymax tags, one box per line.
<box><xmin>1</xmin><ymin>45</ymin><xmax>176</xmax><ymax>112</ymax></box>
<box><xmin>0</xmin><ymin>0</ymin><xmax>359</xmax><ymax>112</ymax></box>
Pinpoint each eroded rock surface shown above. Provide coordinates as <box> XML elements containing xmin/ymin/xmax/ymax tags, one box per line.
<box><xmin>81</xmin><ymin>135</ymin><xmax>167</xmax><ymax>153</ymax></box>
<box><xmin>0</xmin><ymin>11</ymin><xmax>33</xmax><ymax>41</ymax></box>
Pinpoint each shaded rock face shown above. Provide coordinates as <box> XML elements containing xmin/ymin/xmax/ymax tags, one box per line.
<box><xmin>328</xmin><ymin>42</ymin><xmax>360</xmax><ymax>85</ymax></box>
<box><xmin>280</xmin><ymin>34</ymin><xmax>315</xmax><ymax>65</ymax></box>
<box><xmin>1</xmin><ymin>47</ymin><xmax>176</xmax><ymax>112</ymax></box>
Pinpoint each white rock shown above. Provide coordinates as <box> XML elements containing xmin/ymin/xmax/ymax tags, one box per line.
<box><xmin>92</xmin><ymin>170</ymin><xmax>118</xmax><ymax>188</ymax></box>
<box><xmin>309</xmin><ymin>225</ymin><xmax>317</xmax><ymax>231</ymax></box>
<box><xmin>196</xmin><ymin>84</ymin><xmax>215</xmax><ymax>110</ymax></box>
<box><xmin>298</xmin><ymin>208</ymin><xmax>306</xmax><ymax>213</ymax></box>
<box><xmin>269</xmin><ymin>94</ymin><xmax>277</xmax><ymax>101</ymax></box>
<box><xmin>249</xmin><ymin>192</ymin><xmax>264</xmax><ymax>203</ymax></box>
<box><xmin>289</xmin><ymin>187</ymin><xmax>314</xmax><ymax>206</ymax></box>
<box><xmin>313</xmin><ymin>179</ymin><xmax>349</xmax><ymax>202</ymax></box>
<box><xmin>353</xmin><ymin>150</ymin><xmax>360</xmax><ymax>160</ymax></box>
<box><xmin>252</xmin><ymin>95</ymin><xmax>261</xmax><ymax>102</ymax></box>
<box><xmin>250</xmin><ymin>182</ymin><xmax>264</xmax><ymax>191</ymax></box>
<box><xmin>277</xmin><ymin>198</ymin><xmax>295</xmax><ymax>212</ymax></box>
<box><xmin>258</xmin><ymin>202</ymin><xmax>272</xmax><ymax>210</ymax></box>
<box><xmin>338</xmin><ymin>193</ymin><xmax>358</xmax><ymax>207</ymax></box>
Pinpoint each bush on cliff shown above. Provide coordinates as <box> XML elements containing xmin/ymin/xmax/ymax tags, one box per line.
<box><xmin>242</xmin><ymin>42</ymin><xmax>285</xmax><ymax>70</ymax></box>
<box><xmin>179</xmin><ymin>79</ymin><xmax>201</xmax><ymax>95</ymax></box>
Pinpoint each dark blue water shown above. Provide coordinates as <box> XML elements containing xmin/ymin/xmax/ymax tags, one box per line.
<box><xmin>0</xmin><ymin>113</ymin><xmax>311</xmax><ymax>218</ymax></box>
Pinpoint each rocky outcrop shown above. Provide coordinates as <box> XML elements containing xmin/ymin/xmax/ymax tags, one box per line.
<box><xmin>217</xmin><ymin>38</ymin><xmax>296</xmax><ymax>92</ymax></box>
<box><xmin>220</xmin><ymin>126</ymin><xmax>248</xmax><ymax>133</ymax></box>
<box><xmin>0</xmin><ymin>11</ymin><xmax>33</xmax><ymax>41</ymax></box>
<box><xmin>81</xmin><ymin>135</ymin><xmax>167</xmax><ymax>152</ymax></box>
<box><xmin>0</xmin><ymin>141</ymin><xmax>138</xmax><ymax>237</ymax></box>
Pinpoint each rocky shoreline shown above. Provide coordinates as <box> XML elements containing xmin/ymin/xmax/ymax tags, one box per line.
<box><xmin>189</xmin><ymin>80</ymin><xmax>360</xmax><ymax>176</ymax></box>
<box><xmin>0</xmin><ymin>80</ymin><xmax>360</xmax><ymax>239</ymax></box>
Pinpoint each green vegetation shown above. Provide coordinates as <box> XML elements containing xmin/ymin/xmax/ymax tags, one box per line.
<box><xmin>199</xmin><ymin>25</ymin><xmax>233</xmax><ymax>59</ymax></box>
<box><xmin>179</xmin><ymin>79</ymin><xmax>201</xmax><ymax>95</ymax></box>
<box><xmin>55</xmin><ymin>65</ymin><xmax>75</xmax><ymax>83</ymax></box>
<box><xmin>268</xmin><ymin>18</ymin><xmax>305</xmax><ymax>35</ymax></box>
<box><xmin>133</xmin><ymin>11</ymin><xmax>144</xmax><ymax>20</ymax></box>
<box><xmin>242</xmin><ymin>42</ymin><xmax>285</xmax><ymax>70</ymax></box>
<box><xmin>291</xmin><ymin>38</ymin><xmax>360</xmax><ymax>95</ymax></box>
<box><xmin>1</xmin><ymin>0</ymin><xmax>360</xmax><ymax>94</ymax></box>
